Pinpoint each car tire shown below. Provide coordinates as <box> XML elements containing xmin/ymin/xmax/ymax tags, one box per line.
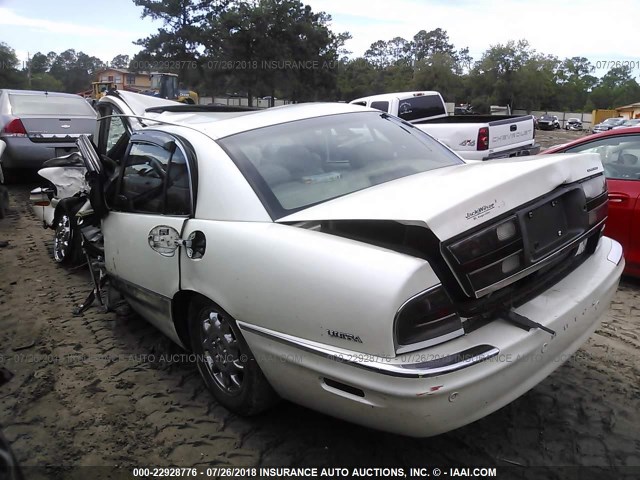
<box><xmin>52</xmin><ymin>205</ymin><xmax>84</xmax><ymax>266</ymax></box>
<box><xmin>1</xmin><ymin>168</ymin><xmax>19</xmax><ymax>185</ymax></box>
<box><xmin>189</xmin><ymin>298</ymin><xmax>279</xmax><ymax>416</ymax></box>
<box><xmin>0</xmin><ymin>186</ymin><xmax>8</xmax><ymax>219</ymax></box>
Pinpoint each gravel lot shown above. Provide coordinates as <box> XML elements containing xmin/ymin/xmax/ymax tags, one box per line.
<box><xmin>0</xmin><ymin>130</ymin><xmax>639</xmax><ymax>479</ymax></box>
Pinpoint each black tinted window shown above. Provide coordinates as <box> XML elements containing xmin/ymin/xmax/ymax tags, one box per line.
<box><xmin>370</xmin><ymin>101</ymin><xmax>389</xmax><ymax>112</ymax></box>
<box><xmin>119</xmin><ymin>141</ymin><xmax>191</xmax><ymax>215</ymax></box>
<box><xmin>397</xmin><ymin>95</ymin><xmax>445</xmax><ymax>121</ymax></box>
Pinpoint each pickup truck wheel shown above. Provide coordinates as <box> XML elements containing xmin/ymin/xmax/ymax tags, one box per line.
<box><xmin>189</xmin><ymin>299</ymin><xmax>279</xmax><ymax>415</ymax></box>
<box><xmin>53</xmin><ymin>206</ymin><xmax>84</xmax><ymax>266</ymax></box>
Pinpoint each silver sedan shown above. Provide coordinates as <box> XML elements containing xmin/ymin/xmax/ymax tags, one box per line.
<box><xmin>0</xmin><ymin>89</ymin><xmax>96</xmax><ymax>180</ymax></box>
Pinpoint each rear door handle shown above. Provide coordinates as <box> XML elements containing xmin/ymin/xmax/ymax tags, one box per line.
<box><xmin>608</xmin><ymin>194</ymin><xmax>628</xmax><ymax>203</ymax></box>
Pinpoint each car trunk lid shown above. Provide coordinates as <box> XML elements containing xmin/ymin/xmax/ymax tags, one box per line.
<box><xmin>19</xmin><ymin>116</ymin><xmax>96</xmax><ymax>143</ymax></box>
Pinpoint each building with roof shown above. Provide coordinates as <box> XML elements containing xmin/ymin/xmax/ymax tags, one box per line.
<box><xmin>615</xmin><ymin>102</ymin><xmax>640</xmax><ymax>119</ymax></box>
<box><xmin>95</xmin><ymin>68</ymin><xmax>151</xmax><ymax>91</ymax></box>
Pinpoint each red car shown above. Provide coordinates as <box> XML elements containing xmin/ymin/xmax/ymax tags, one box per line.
<box><xmin>545</xmin><ymin>127</ymin><xmax>640</xmax><ymax>277</ymax></box>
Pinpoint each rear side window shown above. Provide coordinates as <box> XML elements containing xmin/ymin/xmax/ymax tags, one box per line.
<box><xmin>398</xmin><ymin>95</ymin><xmax>445</xmax><ymax>121</ymax></box>
<box><xmin>565</xmin><ymin>135</ymin><xmax>640</xmax><ymax>180</ymax></box>
<box><xmin>9</xmin><ymin>94</ymin><xmax>96</xmax><ymax>116</ymax></box>
<box><xmin>118</xmin><ymin>141</ymin><xmax>191</xmax><ymax>215</ymax></box>
<box><xmin>370</xmin><ymin>101</ymin><xmax>389</xmax><ymax>113</ymax></box>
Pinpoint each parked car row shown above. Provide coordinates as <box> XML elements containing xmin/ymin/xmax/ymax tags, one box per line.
<box><xmin>532</xmin><ymin>115</ymin><xmax>640</xmax><ymax>135</ymax></box>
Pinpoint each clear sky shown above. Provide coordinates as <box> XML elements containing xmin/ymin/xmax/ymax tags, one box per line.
<box><xmin>1</xmin><ymin>0</ymin><xmax>639</xmax><ymax>77</ymax></box>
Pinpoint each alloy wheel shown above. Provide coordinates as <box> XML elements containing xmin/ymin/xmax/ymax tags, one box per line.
<box><xmin>200</xmin><ymin>310</ymin><xmax>245</xmax><ymax>395</ymax></box>
<box><xmin>53</xmin><ymin>214</ymin><xmax>71</xmax><ymax>263</ymax></box>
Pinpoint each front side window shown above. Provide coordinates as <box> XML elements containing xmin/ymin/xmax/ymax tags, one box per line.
<box><xmin>118</xmin><ymin>139</ymin><xmax>191</xmax><ymax>215</ymax></box>
<box><xmin>96</xmin><ymin>105</ymin><xmax>129</xmax><ymax>162</ymax></box>
<box><xmin>565</xmin><ymin>135</ymin><xmax>640</xmax><ymax>180</ymax></box>
<box><xmin>219</xmin><ymin>111</ymin><xmax>463</xmax><ymax>218</ymax></box>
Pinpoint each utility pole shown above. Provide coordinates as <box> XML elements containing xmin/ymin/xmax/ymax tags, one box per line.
<box><xmin>27</xmin><ymin>52</ymin><xmax>32</xmax><ymax>88</ymax></box>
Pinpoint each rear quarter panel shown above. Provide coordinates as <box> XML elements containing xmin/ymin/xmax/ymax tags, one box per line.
<box><xmin>179</xmin><ymin>220</ymin><xmax>440</xmax><ymax>357</ymax></box>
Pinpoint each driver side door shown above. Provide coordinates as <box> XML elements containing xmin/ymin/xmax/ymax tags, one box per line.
<box><xmin>103</xmin><ymin>130</ymin><xmax>194</xmax><ymax>343</ymax></box>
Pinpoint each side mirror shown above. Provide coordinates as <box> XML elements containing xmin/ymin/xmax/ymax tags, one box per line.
<box><xmin>114</xmin><ymin>194</ymin><xmax>129</xmax><ymax>211</ymax></box>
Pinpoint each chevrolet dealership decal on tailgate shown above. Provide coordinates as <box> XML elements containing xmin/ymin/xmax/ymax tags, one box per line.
<box><xmin>492</xmin><ymin>128</ymin><xmax>533</xmax><ymax>144</ymax></box>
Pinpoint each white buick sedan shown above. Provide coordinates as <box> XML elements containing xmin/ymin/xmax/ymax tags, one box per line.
<box><xmin>81</xmin><ymin>92</ymin><xmax>622</xmax><ymax>437</ymax></box>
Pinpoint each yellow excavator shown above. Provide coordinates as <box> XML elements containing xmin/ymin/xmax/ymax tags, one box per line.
<box><xmin>77</xmin><ymin>82</ymin><xmax>117</xmax><ymax>107</ymax></box>
<box><xmin>92</xmin><ymin>81</ymin><xmax>117</xmax><ymax>100</ymax></box>
<box><xmin>83</xmin><ymin>74</ymin><xmax>198</xmax><ymax>105</ymax></box>
<box><xmin>145</xmin><ymin>73</ymin><xmax>198</xmax><ymax>104</ymax></box>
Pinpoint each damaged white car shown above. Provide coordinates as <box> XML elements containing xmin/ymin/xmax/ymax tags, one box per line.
<box><xmin>75</xmin><ymin>94</ymin><xmax>622</xmax><ymax>437</ymax></box>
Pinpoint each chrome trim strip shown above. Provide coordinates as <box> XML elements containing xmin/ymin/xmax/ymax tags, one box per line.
<box><xmin>237</xmin><ymin>321</ymin><xmax>499</xmax><ymax>378</ymax></box>
<box><xmin>473</xmin><ymin>219</ymin><xmax>606</xmax><ymax>298</ymax></box>
<box><xmin>395</xmin><ymin>327</ymin><xmax>465</xmax><ymax>354</ymax></box>
<box><xmin>29</xmin><ymin>133</ymin><xmax>83</xmax><ymax>139</ymax></box>
<box><xmin>607</xmin><ymin>240</ymin><xmax>623</xmax><ymax>265</ymax></box>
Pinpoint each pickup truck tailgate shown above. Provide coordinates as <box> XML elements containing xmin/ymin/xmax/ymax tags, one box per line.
<box><xmin>489</xmin><ymin>116</ymin><xmax>535</xmax><ymax>150</ymax></box>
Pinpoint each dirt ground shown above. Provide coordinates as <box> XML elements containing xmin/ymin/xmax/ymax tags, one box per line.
<box><xmin>1</xmin><ymin>130</ymin><xmax>639</xmax><ymax>479</ymax></box>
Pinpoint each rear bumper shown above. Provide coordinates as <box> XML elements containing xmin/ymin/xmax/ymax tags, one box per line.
<box><xmin>29</xmin><ymin>187</ymin><xmax>56</xmax><ymax>227</ymax></box>
<box><xmin>484</xmin><ymin>143</ymin><xmax>541</xmax><ymax>160</ymax></box>
<box><xmin>458</xmin><ymin>144</ymin><xmax>540</xmax><ymax>161</ymax></box>
<box><xmin>0</xmin><ymin>137</ymin><xmax>78</xmax><ymax>169</ymax></box>
<box><xmin>240</xmin><ymin>236</ymin><xmax>623</xmax><ymax>437</ymax></box>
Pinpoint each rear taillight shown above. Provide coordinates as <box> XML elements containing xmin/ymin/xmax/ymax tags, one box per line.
<box><xmin>394</xmin><ymin>286</ymin><xmax>464</xmax><ymax>353</ymax></box>
<box><xmin>2</xmin><ymin>119</ymin><xmax>27</xmax><ymax>137</ymax></box>
<box><xmin>477</xmin><ymin>126</ymin><xmax>489</xmax><ymax>151</ymax></box>
<box><xmin>532</xmin><ymin>120</ymin><xmax>536</xmax><ymax>139</ymax></box>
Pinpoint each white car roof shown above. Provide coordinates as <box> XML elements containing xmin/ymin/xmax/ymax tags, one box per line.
<box><xmin>106</xmin><ymin>92</ymin><xmax>379</xmax><ymax>139</ymax></box>
<box><xmin>350</xmin><ymin>91</ymin><xmax>441</xmax><ymax>104</ymax></box>
<box><xmin>165</xmin><ymin>102</ymin><xmax>377</xmax><ymax>140</ymax></box>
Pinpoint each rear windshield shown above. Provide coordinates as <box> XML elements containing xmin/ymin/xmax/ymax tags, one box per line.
<box><xmin>9</xmin><ymin>94</ymin><xmax>96</xmax><ymax>116</ymax></box>
<box><xmin>219</xmin><ymin>111</ymin><xmax>463</xmax><ymax>219</ymax></box>
<box><xmin>397</xmin><ymin>95</ymin><xmax>446</xmax><ymax>121</ymax></box>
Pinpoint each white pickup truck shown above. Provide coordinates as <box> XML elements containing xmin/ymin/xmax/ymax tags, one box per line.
<box><xmin>350</xmin><ymin>91</ymin><xmax>539</xmax><ymax>161</ymax></box>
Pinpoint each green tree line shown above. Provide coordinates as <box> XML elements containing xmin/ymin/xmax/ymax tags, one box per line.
<box><xmin>1</xmin><ymin>0</ymin><xmax>639</xmax><ymax>111</ymax></box>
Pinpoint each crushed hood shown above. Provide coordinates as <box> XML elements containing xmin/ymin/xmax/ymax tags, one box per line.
<box><xmin>38</xmin><ymin>166</ymin><xmax>87</xmax><ymax>199</ymax></box>
<box><xmin>277</xmin><ymin>153</ymin><xmax>603</xmax><ymax>240</ymax></box>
